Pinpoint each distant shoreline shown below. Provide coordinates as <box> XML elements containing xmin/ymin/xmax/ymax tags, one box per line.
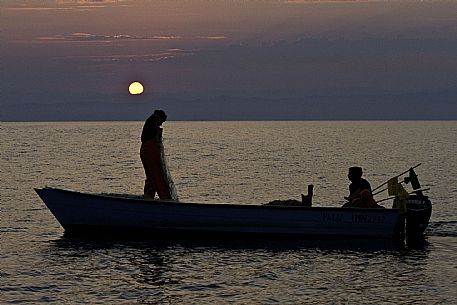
<box><xmin>2</xmin><ymin>119</ymin><xmax>457</xmax><ymax>123</ymax></box>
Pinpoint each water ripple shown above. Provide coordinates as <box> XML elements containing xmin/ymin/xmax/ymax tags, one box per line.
<box><xmin>1</xmin><ymin>121</ymin><xmax>457</xmax><ymax>304</ymax></box>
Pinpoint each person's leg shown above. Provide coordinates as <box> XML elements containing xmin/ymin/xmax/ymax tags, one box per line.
<box><xmin>140</xmin><ymin>143</ymin><xmax>158</xmax><ymax>199</ymax></box>
<box><xmin>141</xmin><ymin>141</ymin><xmax>172</xmax><ymax>200</ymax></box>
<box><xmin>154</xmin><ymin>171</ymin><xmax>172</xmax><ymax>200</ymax></box>
<box><xmin>360</xmin><ymin>189</ymin><xmax>377</xmax><ymax>208</ymax></box>
<box><xmin>143</xmin><ymin>179</ymin><xmax>156</xmax><ymax>199</ymax></box>
<box><xmin>351</xmin><ymin>197</ymin><xmax>363</xmax><ymax>207</ymax></box>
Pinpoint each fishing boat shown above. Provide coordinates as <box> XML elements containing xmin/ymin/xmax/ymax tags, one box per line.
<box><xmin>35</xmin><ymin>167</ymin><xmax>432</xmax><ymax>240</ymax></box>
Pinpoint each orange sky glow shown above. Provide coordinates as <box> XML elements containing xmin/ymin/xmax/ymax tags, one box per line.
<box><xmin>1</xmin><ymin>0</ymin><xmax>457</xmax><ymax>120</ymax></box>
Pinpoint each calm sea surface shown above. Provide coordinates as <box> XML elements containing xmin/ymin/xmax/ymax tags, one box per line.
<box><xmin>1</xmin><ymin>121</ymin><xmax>457</xmax><ymax>304</ymax></box>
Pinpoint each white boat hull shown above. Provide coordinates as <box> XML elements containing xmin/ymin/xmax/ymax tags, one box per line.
<box><xmin>35</xmin><ymin>188</ymin><xmax>403</xmax><ymax>239</ymax></box>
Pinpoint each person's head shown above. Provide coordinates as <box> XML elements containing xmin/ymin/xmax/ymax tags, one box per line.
<box><xmin>348</xmin><ymin>166</ymin><xmax>363</xmax><ymax>181</ymax></box>
<box><xmin>153</xmin><ymin>109</ymin><xmax>167</xmax><ymax>124</ymax></box>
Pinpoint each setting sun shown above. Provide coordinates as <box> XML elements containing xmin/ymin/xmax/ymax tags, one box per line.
<box><xmin>128</xmin><ymin>82</ymin><xmax>144</xmax><ymax>95</ymax></box>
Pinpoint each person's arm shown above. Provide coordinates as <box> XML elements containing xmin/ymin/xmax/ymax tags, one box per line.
<box><xmin>344</xmin><ymin>184</ymin><xmax>355</xmax><ymax>201</ymax></box>
<box><xmin>156</xmin><ymin>127</ymin><xmax>163</xmax><ymax>142</ymax></box>
<box><xmin>345</xmin><ymin>183</ymin><xmax>364</xmax><ymax>201</ymax></box>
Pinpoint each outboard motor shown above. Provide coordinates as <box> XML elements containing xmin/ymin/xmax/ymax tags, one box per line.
<box><xmin>405</xmin><ymin>195</ymin><xmax>432</xmax><ymax>238</ymax></box>
<box><xmin>403</xmin><ymin>168</ymin><xmax>432</xmax><ymax>239</ymax></box>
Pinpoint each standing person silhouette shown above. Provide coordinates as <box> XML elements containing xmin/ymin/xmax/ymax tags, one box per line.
<box><xmin>140</xmin><ymin>109</ymin><xmax>174</xmax><ymax>200</ymax></box>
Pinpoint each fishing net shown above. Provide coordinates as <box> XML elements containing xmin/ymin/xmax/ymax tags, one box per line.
<box><xmin>159</xmin><ymin>141</ymin><xmax>179</xmax><ymax>201</ymax></box>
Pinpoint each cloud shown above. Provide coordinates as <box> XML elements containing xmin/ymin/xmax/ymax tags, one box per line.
<box><xmin>3</xmin><ymin>0</ymin><xmax>132</xmax><ymax>11</ymax></box>
<box><xmin>55</xmin><ymin>0</ymin><xmax>130</xmax><ymax>4</ymax></box>
<box><xmin>60</xmin><ymin>49</ymin><xmax>195</xmax><ymax>64</ymax></box>
<box><xmin>198</xmin><ymin>36</ymin><xmax>227</xmax><ymax>40</ymax></box>
<box><xmin>4</xmin><ymin>7</ymin><xmax>74</xmax><ymax>11</ymax></box>
<box><xmin>31</xmin><ymin>33</ymin><xmax>226</xmax><ymax>44</ymax></box>
<box><xmin>284</xmin><ymin>0</ymin><xmax>387</xmax><ymax>3</ymax></box>
<box><xmin>35</xmin><ymin>32</ymin><xmax>182</xmax><ymax>43</ymax></box>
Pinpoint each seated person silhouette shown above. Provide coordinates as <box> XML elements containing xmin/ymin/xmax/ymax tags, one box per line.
<box><xmin>343</xmin><ymin>166</ymin><xmax>378</xmax><ymax>208</ymax></box>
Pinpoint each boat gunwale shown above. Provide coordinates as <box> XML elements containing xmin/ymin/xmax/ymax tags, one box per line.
<box><xmin>35</xmin><ymin>187</ymin><xmax>400</xmax><ymax>214</ymax></box>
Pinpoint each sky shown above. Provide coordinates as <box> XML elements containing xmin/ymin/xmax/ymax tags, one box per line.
<box><xmin>1</xmin><ymin>0</ymin><xmax>457</xmax><ymax>121</ymax></box>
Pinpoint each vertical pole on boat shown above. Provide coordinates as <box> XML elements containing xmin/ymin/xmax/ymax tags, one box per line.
<box><xmin>302</xmin><ymin>184</ymin><xmax>313</xmax><ymax>207</ymax></box>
